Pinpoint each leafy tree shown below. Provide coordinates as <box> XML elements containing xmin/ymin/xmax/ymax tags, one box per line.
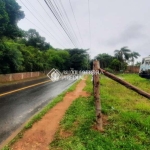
<box><xmin>0</xmin><ymin>0</ymin><xmax>91</xmax><ymax>74</ymax></box>
<box><xmin>57</xmin><ymin>50</ymin><xmax>70</xmax><ymax>70</ymax></box>
<box><xmin>95</xmin><ymin>53</ymin><xmax>113</xmax><ymax>69</ymax></box>
<box><xmin>45</xmin><ymin>49</ymin><xmax>70</xmax><ymax>71</ymax></box>
<box><xmin>5</xmin><ymin>41</ymin><xmax>48</xmax><ymax>72</ymax></box>
<box><xmin>114</xmin><ymin>47</ymin><xmax>131</xmax><ymax>70</ymax></box>
<box><xmin>19</xmin><ymin>45</ymin><xmax>51</xmax><ymax>71</ymax></box>
<box><xmin>114</xmin><ymin>47</ymin><xmax>131</xmax><ymax>62</ymax></box>
<box><xmin>128</xmin><ymin>51</ymin><xmax>140</xmax><ymax>72</ymax></box>
<box><xmin>22</xmin><ymin>29</ymin><xmax>52</xmax><ymax>51</ymax></box>
<box><xmin>67</xmin><ymin>49</ymin><xmax>88</xmax><ymax>70</ymax></box>
<box><xmin>110</xmin><ymin>59</ymin><xmax>121</xmax><ymax>71</ymax></box>
<box><xmin>0</xmin><ymin>42</ymin><xmax>24</xmax><ymax>73</ymax></box>
<box><xmin>0</xmin><ymin>0</ymin><xmax>25</xmax><ymax>38</ymax></box>
<box><xmin>129</xmin><ymin>51</ymin><xmax>140</xmax><ymax>66</ymax></box>
<box><xmin>0</xmin><ymin>0</ymin><xmax>9</xmax><ymax>36</ymax></box>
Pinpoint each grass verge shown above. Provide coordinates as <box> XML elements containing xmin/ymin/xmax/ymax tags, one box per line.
<box><xmin>1</xmin><ymin>79</ymin><xmax>80</xmax><ymax>150</ymax></box>
<box><xmin>50</xmin><ymin>74</ymin><xmax>150</xmax><ymax>150</ymax></box>
<box><xmin>118</xmin><ymin>73</ymin><xmax>150</xmax><ymax>93</ymax></box>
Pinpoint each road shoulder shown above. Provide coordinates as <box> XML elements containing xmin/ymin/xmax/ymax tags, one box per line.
<box><xmin>1</xmin><ymin>79</ymin><xmax>87</xmax><ymax>150</ymax></box>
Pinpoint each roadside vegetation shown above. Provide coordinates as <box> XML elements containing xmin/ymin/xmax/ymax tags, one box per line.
<box><xmin>0</xmin><ymin>1</ymin><xmax>89</xmax><ymax>74</ymax></box>
<box><xmin>0</xmin><ymin>1</ymin><xmax>141</xmax><ymax>75</ymax></box>
<box><xmin>50</xmin><ymin>74</ymin><xmax>150</xmax><ymax>150</ymax></box>
<box><xmin>118</xmin><ymin>74</ymin><xmax>150</xmax><ymax>93</ymax></box>
<box><xmin>94</xmin><ymin>47</ymin><xmax>141</xmax><ymax>73</ymax></box>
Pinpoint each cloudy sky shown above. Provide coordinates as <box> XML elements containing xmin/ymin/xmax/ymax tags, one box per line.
<box><xmin>16</xmin><ymin>0</ymin><xmax>150</xmax><ymax>62</ymax></box>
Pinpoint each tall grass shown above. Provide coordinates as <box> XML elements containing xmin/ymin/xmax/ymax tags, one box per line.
<box><xmin>50</xmin><ymin>74</ymin><xmax>150</xmax><ymax>150</ymax></box>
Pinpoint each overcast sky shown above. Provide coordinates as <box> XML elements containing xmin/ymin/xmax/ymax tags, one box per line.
<box><xmin>16</xmin><ymin>0</ymin><xmax>150</xmax><ymax>62</ymax></box>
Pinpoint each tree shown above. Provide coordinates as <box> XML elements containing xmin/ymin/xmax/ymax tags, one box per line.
<box><xmin>110</xmin><ymin>59</ymin><xmax>121</xmax><ymax>71</ymax></box>
<box><xmin>114</xmin><ymin>46</ymin><xmax>131</xmax><ymax>61</ymax></box>
<box><xmin>0</xmin><ymin>0</ymin><xmax>25</xmax><ymax>38</ymax></box>
<box><xmin>128</xmin><ymin>51</ymin><xmax>140</xmax><ymax>73</ymax></box>
<box><xmin>67</xmin><ymin>49</ymin><xmax>88</xmax><ymax>70</ymax></box>
<box><xmin>44</xmin><ymin>49</ymin><xmax>70</xmax><ymax>71</ymax></box>
<box><xmin>95</xmin><ymin>53</ymin><xmax>113</xmax><ymax>69</ymax></box>
<box><xmin>23</xmin><ymin>29</ymin><xmax>52</xmax><ymax>51</ymax></box>
<box><xmin>114</xmin><ymin>47</ymin><xmax>131</xmax><ymax>70</ymax></box>
<box><xmin>129</xmin><ymin>51</ymin><xmax>140</xmax><ymax>66</ymax></box>
<box><xmin>57</xmin><ymin>50</ymin><xmax>70</xmax><ymax>70</ymax></box>
<box><xmin>0</xmin><ymin>42</ymin><xmax>24</xmax><ymax>73</ymax></box>
<box><xmin>0</xmin><ymin>0</ymin><xmax>9</xmax><ymax>37</ymax></box>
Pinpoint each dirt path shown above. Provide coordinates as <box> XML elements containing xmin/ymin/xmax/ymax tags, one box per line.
<box><xmin>11</xmin><ymin>79</ymin><xmax>88</xmax><ymax>150</ymax></box>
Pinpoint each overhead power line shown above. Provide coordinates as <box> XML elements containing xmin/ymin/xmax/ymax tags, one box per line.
<box><xmin>59</xmin><ymin>0</ymin><xmax>82</xmax><ymax>47</ymax></box>
<box><xmin>37</xmin><ymin>0</ymin><xmax>72</xmax><ymax>47</ymax></box>
<box><xmin>47</xmin><ymin>0</ymin><xmax>79</xmax><ymax>47</ymax></box>
<box><xmin>52</xmin><ymin>0</ymin><xmax>79</xmax><ymax>47</ymax></box>
<box><xmin>44</xmin><ymin>0</ymin><xmax>81</xmax><ymax>48</ymax></box>
<box><xmin>19</xmin><ymin>0</ymin><xmax>65</xmax><ymax>48</ymax></box>
<box><xmin>44</xmin><ymin>0</ymin><xmax>77</xmax><ymax>47</ymax></box>
<box><xmin>69</xmin><ymin>0</ymin><xmax>84</xmax><ymax>48</ymax></box>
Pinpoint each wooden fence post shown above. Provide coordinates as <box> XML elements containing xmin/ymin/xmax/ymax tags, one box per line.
<box><xmin>93</xmin><ymin>60</ymin><xmax>103</xmax><ymax>131</ymax></box>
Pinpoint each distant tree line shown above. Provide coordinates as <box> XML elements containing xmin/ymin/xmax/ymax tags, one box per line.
<box><xmin>0</xmin><ymin>0</ymin><xmax>141</xmax><ymax>74</ymax></box>
<box><xmin>0</xmin><ymin>37</ymin><xmax>88</xmax><ymax>74</ymax></box>
<box><xmin>95</xmin><ymin>47</ymin><xmax>140</xmax><ymax>72</ymax></box>
<box><xmin>0</xmin><ymin>0</ymin><xmax>88</xmax><ymax>74</ymax></box>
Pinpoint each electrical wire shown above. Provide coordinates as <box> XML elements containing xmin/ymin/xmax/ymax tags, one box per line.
<box><xmin>44</xmin><ymin>0</ymin><xmax>79</xmax><ymax>48</ymax></box>
<box><xmin>19</xmin><ymin>0</ymin><xmax>65</xmax><ymax>48</ymax></box>
<box><xmin>47</xmin><ymin>0</ymin><xmax>79</xmax><ymax>48</ymax></box>
<box><xmin>52</xmin><ymin>0</ymin><xmax>79</xmax><ymax>47</ymax></box>
<box><xmin>59</xmin><ymin>0</ymin><xmax>81</xmax><ymax>48</ymax></box>
<box><xmin>45</xmin><ymin>0</ymin><xmax>76</xmax><ymax>47</ymax></box>
<box><xmin>69</xmin><ymin>0</ymin><xmax>84</xmax><ymax>48</ymax></box>
<box><xmin>37</xmin><ymin>0</ymin><xmax>72</xmax><ymax>47</ymax></box>
<box><xmin>53</xmin><ymin>0</ymin><xmax>80</xmax><ymax>47</ymax></box>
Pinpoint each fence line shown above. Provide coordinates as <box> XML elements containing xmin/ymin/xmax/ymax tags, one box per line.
<box><xmin>92</xmin><ymin>61</ymin><xmax>149</xmax><ymax>131</ymax></box>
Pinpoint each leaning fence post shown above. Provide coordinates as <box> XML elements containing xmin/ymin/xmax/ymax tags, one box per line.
<box><xmin>93</xmin><ymin>60</ymin><xmax>103</xmax><ymax>131</ymax></box>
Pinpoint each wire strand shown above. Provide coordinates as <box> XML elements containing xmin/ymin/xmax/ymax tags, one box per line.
<box><xmin>52</xmin><ymin>0</ymin><xmax>78</xmax><ymax>47</ymax></box>
<box><xmin>50</xmin><ymin>0</ymin><xmax>79</xmax><ymax>47</ymax></box>
<box><xmin>44</xmin><ymin>0</ymin><xmax>78</xmax><ymax>47</ymax></box>
<box><xmin>37</xmin><ymin>0</ymin><xmax>71</xmax><ymax>47</ymax></box>
<box><xmin>19</xmin><ymin>0</ymin><xmax>65</xmax><ymax>48</ymax></box>
<box><xmin>69</xmin><ymin>0</ymin><xmax>84</xmax><ymax>48</ymax></box>
<box><xmin>59</xmin><ymin>0</ymin><xmax>81</xmax><ymax>48</ymax></box>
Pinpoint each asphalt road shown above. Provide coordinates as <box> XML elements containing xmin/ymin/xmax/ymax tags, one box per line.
<box><xmin>0</xmin><ymin>76</ymin><xmax>49</xmax><ymax>94</ymax></box>
<box><xmin>0</xmin><ymin>79</ymin><xmax>76</xmax><ymax>144</ymax></box>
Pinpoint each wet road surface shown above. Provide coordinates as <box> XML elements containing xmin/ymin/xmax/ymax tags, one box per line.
<box><xmin>0</xmin><ymin>76</ymin><xmax>48</xmax><ymax>94</ymax></box>
<box><xmin>0</xmin><ymin>79</ymin><xmax>75</xmax><ymax>144</ymax></box>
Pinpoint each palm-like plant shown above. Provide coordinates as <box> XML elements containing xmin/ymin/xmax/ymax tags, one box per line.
<box><xmin>129</xmin><ymin>51</ymin><xmax>140</xmax><ymax>66</ymax></box>
<box><xmin>114</xmin><ymin>46</ymin><xmax>131</xmax><ymax>62</ymax></box>
<box><xmin>114</xmin><ymin>47</ymin><xmax>131</xmax><ymax>70</ymax></box>
<box><xmin>128</xmin><ymin>51</ymin><xmax>140</xmax><ymax>72</ymax></box>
